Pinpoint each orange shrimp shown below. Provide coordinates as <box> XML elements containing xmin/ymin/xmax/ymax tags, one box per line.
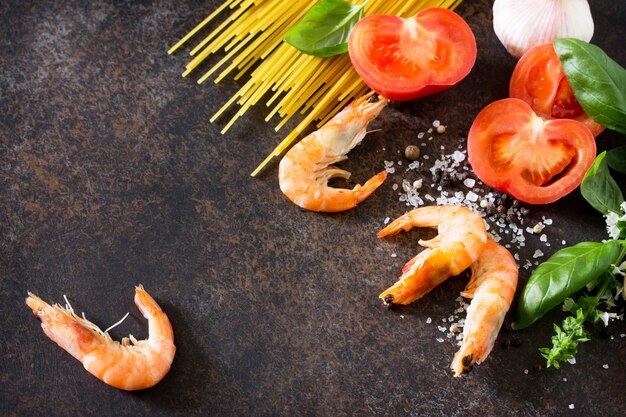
<box><xmin>278</xmin><ymin>91</ymin><xmax>388</xmax><ymax>212</ymax></box>
<box><xmin>25</xmin><ymin>286</ymin><xmax>175</xmax><ymax>390</ymax></box>
<box><xmin>451</xmin><ymin>239</ymin><xmax>518</xmax><ymax>376</ymax></box>
<box><xmin>378</xmin><ymin>205</ymin><xmax>487</xmax><ymax>305</ymax></box>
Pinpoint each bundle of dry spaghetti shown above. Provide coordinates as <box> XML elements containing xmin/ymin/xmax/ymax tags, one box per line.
<box><xmin>169</xmin><ymin>0</ymin><xmax>464</xmax><ymax>175</ymax></box>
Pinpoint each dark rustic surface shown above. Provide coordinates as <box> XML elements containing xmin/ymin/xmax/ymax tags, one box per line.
<box><xmin>1</xmin><ymin>1</ymin><xmax>625</xmax><ymax>416</ymax></box>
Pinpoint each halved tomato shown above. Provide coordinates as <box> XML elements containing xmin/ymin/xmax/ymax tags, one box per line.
<box><xmin>348</xmin><ymin>8</ymin><xmax>476</xmax><ymax>101</ymax></box>
<box><xmin>510</xmin><ymin>43</ymin><xmax>605</xmax><ymax>136</ymax></box>
<box><xmin>468</xmin><ymin>98</ymin><xmax>596</xmax><ymax>205</ymax></box>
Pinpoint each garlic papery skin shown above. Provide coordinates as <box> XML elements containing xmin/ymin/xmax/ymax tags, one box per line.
<box><xmin>493</xmin><ymin>0</ymin><xmax>594</xmax><ymax>58</ymax></box>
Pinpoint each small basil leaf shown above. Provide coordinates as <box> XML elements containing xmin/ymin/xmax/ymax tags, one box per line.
<box><xmin>284</xmin><ymin>0</ymin><xmax>366</xmax><ymax>58</ymax></box>
<box><xmin>512</xmin><ymin>240</ymin><xmax>625</xmax><ymax>330</ymax></box>
<box><xmin>606</xmin><ymin>145</ymin><xmax>626</xmax><ymax>174</ymax></box>
<box><xmin>554</xmin><ymin>38</ymin><xmax>626</xmax><ymax>134</ymax></box>
<box><xmin>580</xmin><ymin>151</ymin><xmax>624</xmax><ymax>215</ymax></box>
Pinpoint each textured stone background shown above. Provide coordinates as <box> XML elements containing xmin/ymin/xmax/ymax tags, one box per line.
<box><xmin>1</xmin><ymin>0</ymin><xmax>624</xmax><ymax>416</ymax></box>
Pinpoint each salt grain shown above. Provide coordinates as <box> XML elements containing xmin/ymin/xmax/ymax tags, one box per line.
<box><xmin>463</xmin><ymin>178</ymin><xmax>476</xmax><ymax>188</ymax></box>
<box><xmin>426</xmin><ymin>317</ymin><xmax>432</xmax><ymax>324</ymax></box>
<box><xmin>602</xmin><ymin>364</ymin><xmax>609</xmax><ymax>369</ymax></box>
<box><xmin>533</xmin><ymin>249</ymin><xmax>544</xmax><ymax>258</ymax></box>
<box><xmin>569</xmin><ymin>404</ymin><xmax>575</xmax><ymax>410</ymax></box>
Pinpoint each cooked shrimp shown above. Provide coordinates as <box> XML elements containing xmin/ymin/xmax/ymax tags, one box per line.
<box><xmin>278</xmin><ymin>91</ymin><xmax>388</xmax><ymax>212</ymax></box>
<box><xmin>378</xmin><ymin>205</ymin><xmax>487</xmax><ymax>305</ymax></box>
<box><xmin>25</xmin><ymin>286</ymin><xmax>175</xmax><ymax>390</ymax></box>
<box><xmin>451</xmin><ymin>239</ymin><xmax>518</xmax><ymax>376</ymax></box>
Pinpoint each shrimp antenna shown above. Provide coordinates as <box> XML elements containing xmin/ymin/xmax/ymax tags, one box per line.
<box><xmin>104</xmin><ymin>312</ymin><xmax>130</xmax><ymax>334</ymax></box>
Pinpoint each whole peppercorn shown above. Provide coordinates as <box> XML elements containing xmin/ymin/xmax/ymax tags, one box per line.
<box><xmin>404</xmin><ymin>145</ymin><xmax>421</xmax><ymax>161</ymax></box>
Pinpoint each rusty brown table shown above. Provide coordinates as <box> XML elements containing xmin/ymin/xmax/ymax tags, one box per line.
<box><xmin>1</xmin><ymin>1</ymin><xmax>625</xmax><ymax>416</ymax></box>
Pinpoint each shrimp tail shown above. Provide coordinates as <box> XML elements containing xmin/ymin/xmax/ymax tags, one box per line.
<box><xmin>354</xmin><ymin>170</ymin><xmax>387</xmax><ymax>203</ymax></box>
<box><xmin>451</xmin><ymin>339</ymin><xmax>485</xmax><ymax>377</ymax></box>
<box><xmin>135</xmin><ymin>285</ymin><xmax>162</xmax><ymax>317</ymax></box>
<box><xmin>377</xmin><ymin>213</ymin><xmax>414</xmax><ymax>238</ymax></box>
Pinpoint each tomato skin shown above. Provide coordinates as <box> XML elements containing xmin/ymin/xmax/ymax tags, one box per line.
<box><xmin>510</xmin><ymin>43</ymin><xmax>604</xmax><ymax>136</ymax></box>
<box><xmin>468</xmin><ymin>98</ymin><xmax>596</xmax><ymax>205</ymax></box>
<box><xmin>348</xmin><ymin>8</ymin><xmax>476</xmax><ymax>101</ymax></box>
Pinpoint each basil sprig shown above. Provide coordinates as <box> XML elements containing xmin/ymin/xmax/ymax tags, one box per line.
<box><xmin>580</xmin><ymin>151</ymin><xmax>624</xmax><ymax>215</ymax></box>
<box><xmin>284</xmin><ymin>0</ymin><xmax>367</xmax><ymax>58</ymax></box>
<box><xmin>607</xmin><ymin>145</ymin><xmax>626</xmax><ymax>174</ymax></box>
<box><xmin>554</xmin><ymin>38</ymin><xmax>626</xmax><ymax>134</ymax></box>
<box><xmin>512</xmin><ymin>240</ymin><xmax>625</xmax><ymax>330</ymax></box>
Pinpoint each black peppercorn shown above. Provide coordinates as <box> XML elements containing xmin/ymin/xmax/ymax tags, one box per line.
<box><xmin>404</xmin><ymin>145</ymin><xmax>421</xmax><ymax>161</ymax></box>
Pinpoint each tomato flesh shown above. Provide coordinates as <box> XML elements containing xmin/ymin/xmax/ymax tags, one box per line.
<box><xmin>510</xmin><ymin>43</ymin><xmax>604</xmax><ymax>136</ymax></box>
<box><xmin>468</xmin><ymin>98</ymin><xmax>596</xmax><ymax>205</ymax></box>
<box><xmin>348</xmin><ymin>8</ymin><xmax>476</xmax><ymax>101</ymax></box>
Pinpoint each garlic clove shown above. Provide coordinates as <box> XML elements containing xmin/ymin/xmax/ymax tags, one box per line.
<box><xmin>493</xmin><ymin>0</ymin><xmax>594</xmax><ymax>58</ymax></box>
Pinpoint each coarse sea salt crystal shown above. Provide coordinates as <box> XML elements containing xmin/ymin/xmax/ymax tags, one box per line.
<box><xmin>452</xmin><ymin>151</ymin><xmax>466</xmax><ymax>163</ymax></box>
<box><xmin>463</xmin><ymin>178</ymin><xmax>476</xmax><ymax>188</ymax></box>
<box><xmin>433</xmin><ymin>120</ymin><xmax>441</xmax><ymax>127</ymax></box>
<box><xmin>384</xmin><ymin>217</ymin><xmax>390</xmax><ymax>224</ymax></box>
<box><xmin>466</xmin><ymin>191</ymin><xmax>479</xmax><ymax>202</ymax></box>
<box><xmin>426</xmin><ymin>317</ymin><xmax>432</xmax><ymax>324</ymax></box>
<box><xmin>533</xmin><ymin>249</ymin><xmax>544</xmax><ymax>258</ymax></box>
<box><xmin>418</xmin><ymin>132</ymin><xmax>425</xmax><ymax>139</ymax></box>
<box><xmin>602</xmin><ymin>364</ymin><xmax>609</xmax><ymax>369</ymax></box>
<box><xmin>569</xmin><ymin>404</ymin><xmax>575</xmax><ymax>410</ymax></box>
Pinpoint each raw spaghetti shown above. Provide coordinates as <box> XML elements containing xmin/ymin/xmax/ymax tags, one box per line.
<box><xmin>169</xmin><ymin>0</ymin><xmax>464</xmax><ymax>176</ymax></box>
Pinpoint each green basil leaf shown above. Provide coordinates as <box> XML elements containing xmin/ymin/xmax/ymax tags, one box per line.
<box><xmin>606</xmin><ymin>145</ymin><xmax>626</xmax><ymax>174</ymax></box>
<box><xmin>512</xmin><ymin>240</ymin><xmax>625</xmax><ymax>330</ymax></box>
<box><xmin>554</xmin><ymin>38</ymin><xmax>626</xmax><ymax>134</ymax></box>
<box><xmin>284</xmin><ymin>0</ymin><xmax>366</xmax><ymax>57</ymax></box>
<box><xmin>580</xmin><ymin>151</ymin><xmax>624</xmax><ymax>215</ymax></box>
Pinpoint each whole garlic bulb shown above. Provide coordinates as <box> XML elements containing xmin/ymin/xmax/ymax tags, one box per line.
<box><xmin>493</xmin><ymin>0</ymin><xmax>594</xmax><ymax>58</ymax></box>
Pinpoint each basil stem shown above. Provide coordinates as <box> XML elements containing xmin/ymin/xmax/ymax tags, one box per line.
<box><xmin>284</xmin><ymin>0</ymin><xmax>368</xmax><ymax>58</ymax></box>
<box><xmin>554</xmin><ymin>38</ymin><xmax>626</xmax><ymax>134</ymax></box>
<box><xmin>606</xmin><ymin>145</ymin><xmax>626</xmax><ymax>174</ymax></box>
<box><xmin>512</xmin><ymin>240</ymin><xmax>625</xmax><ymax>330</ymax></box>
<box><xmin>580</xmin><ymin>151</ymin><xmax>624</xmax><ymax>215</ymax></box>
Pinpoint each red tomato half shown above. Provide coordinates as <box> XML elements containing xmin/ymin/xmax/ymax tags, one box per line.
<box><xmin>348</xmin><ymin>8</ymin><xmax>476</xmax><ymax>101</ymax></box>
<box><xmin>510</xmin><ymin>43</ymin><xmax>604</xmax><ymax>136</ymax></box>
<box><xmin>468</xmin><ymin>98</ymin><xmax>596</xmax><ymax>205</ymax></box>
